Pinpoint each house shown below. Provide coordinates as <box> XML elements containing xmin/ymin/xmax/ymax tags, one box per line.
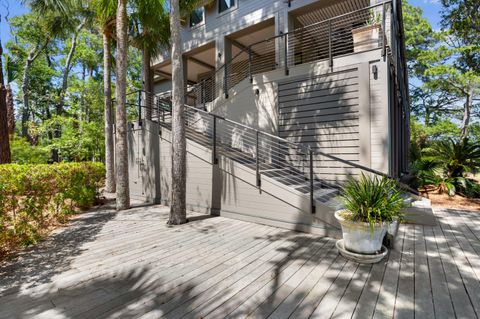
<box><xmin>126</xmin><ymin>0</ymin><xmax>411</xmax><ymax>236</ymax></box>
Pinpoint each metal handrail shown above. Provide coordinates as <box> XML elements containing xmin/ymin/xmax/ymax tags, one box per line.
<box><xmin>133</xmin><ymin>87</ymin><xmax>417</xmax><ymax>217</ymax></box>
<box><xmin>188</xmin><ymin>1</ymin><xmax>394</xmax><ymax>105</ymax></box>
<box><xmin>124</xmin><ymin>1</ymin><xmax>415</xmax><ymax>210</ymax></box>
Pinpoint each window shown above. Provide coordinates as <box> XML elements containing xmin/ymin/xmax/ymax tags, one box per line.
<box><xmin>219</xmin><ymin>0</ymin><xmax>235</xmax><ymax>13</ymax></box>
<box><xmin>190</xmin><ymin>7</ymin><xmax>205</xmax><ymax>27</ymax></box>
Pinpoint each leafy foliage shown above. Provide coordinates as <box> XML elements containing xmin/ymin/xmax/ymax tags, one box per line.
<box><xmin>0</xmin><ymin>162</ymin><xmax>105</xmax><ymax>256</ymax></box>
<box><xmin>339</xmin><ymin>174</ymin><xmax>405</xmax><ymax>229</ymax></box>
<box><xmin>410</xmin><ymin>138</ymin><xmax>480</xmax><ymax>197</ymax></box>
<box><xmin>423</xmin><ymin>138</ymin><xmax>480</xmax><ymax>178</ymax></box>
<box><xmin>10</xmin><ymin>137</ymin><xmax>50</xmax><ymax>164</ymax></box>
<box><xmin>404</xmin><ymin>1</ymin><xmax>480</xmax><ymax>140</ymax></box>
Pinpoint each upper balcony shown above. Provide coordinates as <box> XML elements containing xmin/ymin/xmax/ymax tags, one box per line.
<box><xmin>152</xmin><ymin>1</ymin><xmax>406</xmax><ymax>107</ymax></box>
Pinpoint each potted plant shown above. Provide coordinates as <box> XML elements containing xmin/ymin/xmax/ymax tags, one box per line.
<box><xmin>335</xmin><ymin>173</ymin><xmax>405</xmax><ymax>255</ymax></box>
<box><xmin>351</xmin><ymin>10</ymin><xmax>382</xmax><ymax>52</ymax></box>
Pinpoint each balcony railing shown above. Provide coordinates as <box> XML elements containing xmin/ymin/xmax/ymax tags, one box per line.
<box><xmin>127</xmin><ymin>89</ymin><xmax>418</xmax><ymax>215</ymax></box>
<box><xmin>189</xmin><ymin>1</ymin><xmax>394</xmax><ymax>108</ymax></box>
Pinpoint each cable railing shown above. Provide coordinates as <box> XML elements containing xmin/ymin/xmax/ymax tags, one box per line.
<box><xmin>188</xmin><ymin>1</ymin><xmax>393</xmax><ymax>109</ymax></box>
<box><xmin>132</xmin><ymin>87</ymin><xmax>417</xmax><ymax>215</ymax></box>
<box><xmin>119</xmin><ymin>2</ymin><xmax>414</xmax><ymax>213</ymax></box>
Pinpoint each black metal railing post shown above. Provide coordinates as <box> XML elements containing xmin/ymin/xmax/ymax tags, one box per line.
<box><xmin>248</xmin><ymin>47</ymin><xmax>253</xmax><ymax>83</ymax></box>
<box><xmin>309</xmin><ymin>148</ymin><xmax>316</xmax><ymax>214</ymax></box>
<box><xmin>382</xmin><ymin>2</ymin><xmax>387</xmax><ymax>59</ymax></box>
<box><xmin>328</xmin><ymin>20</ymin><xmax>333</xmax><ymax>68</ymax></box>
<box><xmin>284</xmin><ymin>33</ymin><xmax>289</xmax><ymax>75</ymax></box>
<box><xmin>138</xmin><ymin>90</ymin><xmax>142</xmax><ymax>125</ymax></box>
<box><xmin>223</xmin><ymin>66</ymin><xmax>229</xmax><ymax>99</ymax></box>
<box><xmin>162</xmin><ymin>101</ymin><xmax>165</xmax><ymax>123</ymax></box>
<box><xmin>256</xmin><ymin>131</ymin><xmax>261</xmax><ymax>187</ymax></box>
<box><xmin>212</xmin><ymin>115</ymin><xmax>218</xmax><ymax>164</ymax></box>
<box><xmin>201</xmin><ymin>79</ymin><xmax>206</xmax><ymax>110</ymax></box>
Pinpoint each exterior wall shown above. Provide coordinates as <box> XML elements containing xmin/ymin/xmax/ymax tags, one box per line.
<box><xmin>370</xmin><ymin>60</ymin><xmax>390</xmax><ymax>174</ymax></box>
<box><xmin>126</xmin><ymin>121</ymin><xmax>340</xmax><ymax>236</ymax></box>
<box><xmin>159</xmin><ymin>129</ymin><xmax>214</xmax><ymax>214</ymax></box>
<box><xmin>209</xmin><ymin>49</ymin><xmax>390</xmax><ymax>176</ymax></box>
<box><xmin>154</xmin><ymin>79</ymin><xmax>172</xmax><ymax>94</ymax></box>
<box><xmin>153</xmin><ymin>0</ymin><xmax>325</xmax><ymax>66</ymax></box>
<box><xmin>127</xmin><ymin>121</ymin><xmax>161</xmax><ymax>203</ymax></box>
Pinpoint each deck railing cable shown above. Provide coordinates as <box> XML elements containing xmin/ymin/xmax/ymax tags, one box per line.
<box><xmin>186</xmin><ymin>1</ymin><xmax>393</xmax><ymax>109</ymax></box>
<box><xmin>132</xmin><ymin>89</ymin><xmax>417</xmax><ymax>216</ymax></box>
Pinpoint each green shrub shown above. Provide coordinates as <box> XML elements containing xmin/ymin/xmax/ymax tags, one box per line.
<box><xmin>0</xmin><ymin>162</ymin><xmax>105</xmax><ymax>257</ymax></box>
<box><xmin>10</xmin><ymin>136</ymin><xmax>50</xmax><ymax>164</ymax></box>
<box><xmin>411</xmin><ymin>138</ymin><xmax>480</xmax><ymax>197</ymax></box>
<box><xmin>340</xmin><ymin>174</ymin><xmax>405</xmax><ymax>229</ymax></box>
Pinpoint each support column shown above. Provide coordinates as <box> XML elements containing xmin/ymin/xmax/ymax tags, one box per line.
<box><xmin>358</xmin><ymin>62</ymin><xmax>371</xmax><ymax>168</ymax></box>
<box><xmin>275</xmin><ymin>9</ymin><xmax>289</xmax><ymax>69</ymax></box>
<box><xmin>182</xmin><ymin>55</ymin><xmax>189</xmax><ymax>103</ymax></box>
<box><xmin>215</xmin><ymin>36</ymin><xmax>232</xmax><ymax>99</ymax></box>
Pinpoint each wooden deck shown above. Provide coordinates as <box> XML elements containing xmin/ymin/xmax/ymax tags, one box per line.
<box><xmin>1</xmin><ymin>203</ymin><xmax>479</xmax><ymax>319</ymax></box>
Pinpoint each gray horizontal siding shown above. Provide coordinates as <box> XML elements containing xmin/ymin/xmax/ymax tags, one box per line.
<box><xmin>159</xmin><ymin>133</ymin><xmax>214</xmax><ymax>214</ymax></box>
<box><xmin>278</xmin><ymin>67</ymin><xmax>360</xmax><ymax>181</ymax></box>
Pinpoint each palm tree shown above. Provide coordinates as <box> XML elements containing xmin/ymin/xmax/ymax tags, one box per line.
<box><xmin>94</xmin><ymin>0</ymin><xmax>117</xmax><ymax>193</ymax></box>
<box><xmin>168</xmin><ymin>0</ymin><xmax>187</xmax><ymax>224</ymax></box>
<box><xmin>164</xmin><ymin>0</ymin><xmax>212</xmax><ymax>224</ymax></box>
<box><xmin>115</xmin><ymin>0</ymin><xmax>130</xmax><ymax>210</ymax></box>
<box><xmin>130</xmin><ymin>0</ymin><xmax>169</xmax><ymax>119</ymax></box>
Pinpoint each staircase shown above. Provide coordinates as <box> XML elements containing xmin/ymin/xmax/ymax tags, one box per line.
<box><xmin>126</xmin><ymin>2</ymin><xmax>428</xmax><ymax>234</ymax></box>
<box><xmin>135</xmin><ymin>90</ymin><xmax>413</xmax><ymax>236</ymax></box>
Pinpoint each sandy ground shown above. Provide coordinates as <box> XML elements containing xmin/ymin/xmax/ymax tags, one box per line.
<box><xmin>421</xmin><ymin>190</ymin><xmax>480</xmax><ymax>211</ymax></box>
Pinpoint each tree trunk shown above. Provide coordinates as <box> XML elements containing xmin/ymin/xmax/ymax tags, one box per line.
<box><xmin>50</xmin><ymin>19</ymin><xmax>86</xmax><ymax>162</ymax></box>
<box><xmin>6</xmin><ymin>84</ymin><xmax>14</xmax><ymax>139</ymax></box>
<box><xmin>21</xmin><ymin>63</ymin><xmax>30</xmax><ymax>138</ymax></box>
<box><xmin>58</xmin><ymin>19</ymin><xmax>86</xmax><ymax>115</ymax></box>
<box><xmin>104</xmin><ymin>32</ymin><xmax>116</xmax><ymax>193</ymax></box>
<box><xmin>115</xmin><ymin>0</ymin><xmax>130</xmax><ymax>210</ymax></box>
<box><xmin>0</xmin><ymin>40</ymin><xmax>11</xmax><ymax>162</ymax></box>
<box><xmin>21</xmin><ymin>50</ymin><xmax>36</xmax><ymax>140</ymax></box>
<box><xmin>424</xmin><ymin>107</ymin><xmax>431</xmax><ymax>127</ymax></box>
<box><xmin>142</xmin><ymin>47</ymin><xmax>153</xmax><ymax>120</ymax></box>
<box><xmin>0</xmin><ymin>87</ymin><xmax>10</xmax><ymax>163</ymax></box>
<box><xmin>460</xmin><ymin>88</ymin><xmax>473</xmax><ymax>140</ymax></box>
<box><xmin>168</xmin><ymin>0</ymin><xmax>187</xmax><ymax>225</ymax></box>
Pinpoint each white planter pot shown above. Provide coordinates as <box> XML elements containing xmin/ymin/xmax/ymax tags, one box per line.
<box><xmin>352</xmin><ymin>24</ymin><xmax>381</xmax><ymax>53</ymax></box>
<box><xmin>334</xmin><ymin>210</ymin><xmax>387</xmax><ymax>254</ymax></box>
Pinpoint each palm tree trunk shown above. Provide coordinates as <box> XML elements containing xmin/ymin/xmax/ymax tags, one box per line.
<box><xmin>142</xmin><ymin>47</ymin><xmax>153</xmax><ymax>120</ymax></box>
<box><xmin>104</xmin><ymin>32</ymin><xmax>116</xmax><ymax>193</ymax></box>
<box><xmin>168</xmin><ymin>0</ymin><xmax>187</xmax><ymax>225</ymax></box>
<box><xmin>115</xmin><ymin>0</ymin><xmax>130</xmax><ymax>210</ymax></box>
<box><xmin>6</xmin><ymin>84</ymin><xmax>14</xmax><ymax>139</ymax></box>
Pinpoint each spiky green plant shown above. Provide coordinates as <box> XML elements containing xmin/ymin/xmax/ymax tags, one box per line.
<box><xmin>418</xmin><ymin>138</ymin><xmax>480</xmax><ymax>197</ymax></box>
<box><xmin>340</xmin><ymin>173</ymin><xmax>405</xmax><ymax>229</ymax></box>
<box><xmin>423</xmin><ymin>138</ymin><xmax>480</xmax><ymax>178</ymax></box>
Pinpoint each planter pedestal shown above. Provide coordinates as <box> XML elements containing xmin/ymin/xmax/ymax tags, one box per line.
<box><xmin>336</xmin><ymin>239</ymin><xmax>388</xmax><ymax>264</ymax></box>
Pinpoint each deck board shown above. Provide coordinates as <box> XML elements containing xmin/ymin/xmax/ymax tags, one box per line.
<box><xmin>413</xmin><ymin>226</ymin><xmax>435</xmax><ymax>319</ymax></box>
<box><xmin>1</xmin><ymin>204</ymin><xmax>480</xmax><ymax>319</ymax></box>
